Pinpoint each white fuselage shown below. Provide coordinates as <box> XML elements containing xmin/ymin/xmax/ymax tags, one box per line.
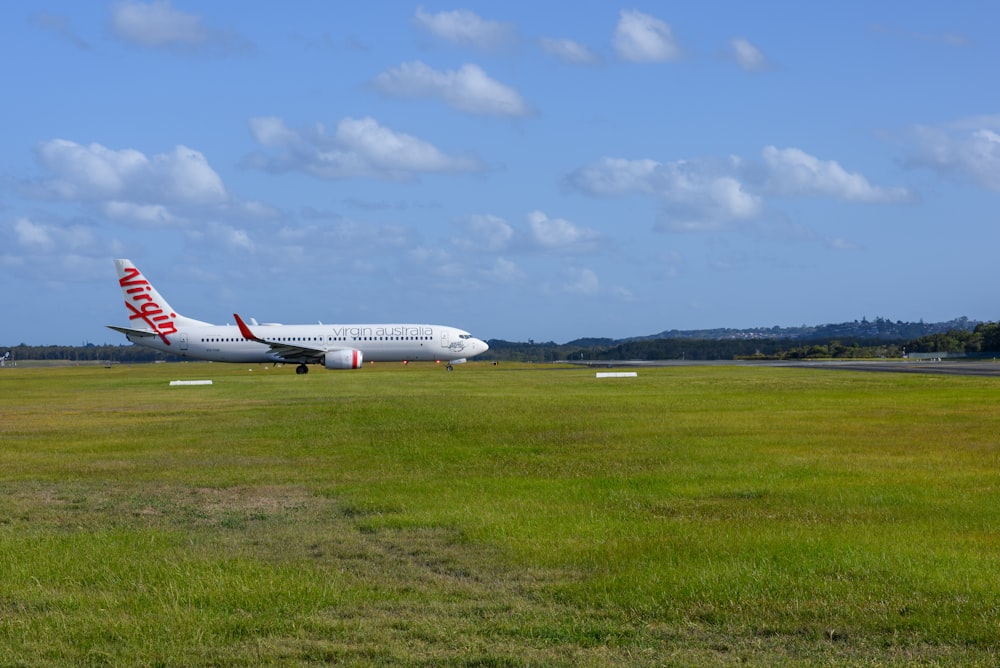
<box><xmin>124</xmin><ymin>322</ymin><xmax>487</xmax><ymax>365</ymax></box>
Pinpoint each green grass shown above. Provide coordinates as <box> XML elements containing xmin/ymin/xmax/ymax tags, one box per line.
<box><xmin>1</xmin><ymin>362</ymin><xmax>999</xmax><ymax>666</ymax></box>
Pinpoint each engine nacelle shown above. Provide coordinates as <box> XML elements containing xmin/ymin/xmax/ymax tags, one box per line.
<box><xmin>324</xmin><ymin>349</ymin><xmax>364</xmax><ymax>370</ymax></box>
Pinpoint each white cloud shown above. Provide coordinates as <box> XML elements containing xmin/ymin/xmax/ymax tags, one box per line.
<box><xmin>731</xmin><ymin>37</ymin><xmax>769</xmax><ymax>71</ymax></box>
<box><xmin>684</xmin><ymin>174</ymin><xmax>762</xmax><ymax>220</ymax></box>
<box><xmin>182</xmin><ymin>222</ymin><xmax>255</xmax><ymax>254</ymax></box>
<box><xmin>902</xmin><ymin>122</ymin><xmax>1000</xmax><ymax>191</ymax></box>
<box><xmin>102</xmin><ymin>201</ymin><xmax>181</xmax><ymax>227</ymax></box>
<box><xmin>413</xmin><ymin>6</ymin><xmax>516</xmax><ymax>50</ymax></box>
<box><xmin>566</xmin><ymin>157</ymin><xmax>762</xmax><ymax>230</ymax></box>
<box><xmin>35</xmin><ymin>139</ymin><xmax>146</xmax><ymax>199</ymax></box>
<box><xmin>563</xmin><ymin>267</ymin><xmax>600</xmax><ymax>295</ymax></box>
<box><xmin>455</xmin><ymin>211</ymin><xmax>600</xmax><ymax>255</ymax></box>
<box><xmin>111</xmin><ymin>0</ymin><xmax>206</xmax><ymax>47</ymax></box>
<box><xmin>151</xmin><ymin>146</ymin><xmax>227</xmax><ymax>204</ymax></box>
<box><xmin>248</xmin><ymin>116</ymin><xmax>299</xmax><ymax>148</ymax></box>
<box><xmin>337</xmin><ymin>117</ymin><xmax>453</xmax><ymax>171</ymax></box>
<box><xmin>110</xmin><ymin>0</ymin><xmax>251</xmax><ymax>54</ymax></box>
<box><xmin>480</xmin><ymin>257</ymin><xmax>524</xmax><ymax>284</ymax></box>
<box><xmin>614</xmin><ymin>9</ymin><xmax>681</xmax><ymax>63</ymax></box>
<box><xmin>372</xmin><ymin>61</ymin><xmax>533</xmax><ymax>117</ymax></box>
<box><xmin>245</xmin><ymin>115</ymin><xmax>483</xmax><ymax>181</ymax></box>
<box><xmin>11</xmin><ymin>217</ymin><xmax>98</xmax><ymax>253</ymax></box>
<box><xmin>32</xmin><ymin>139</ymin><xmax>228</xmax><ymax>206</ymax></box>
<box><xmin>13</xmin><ymin>218</ymin><xmax>53</xmax><ymax>249</ymax></box>
<box><xmin>527</xmin><ymin>210</ymin><xmax>598</xmax><ymax>249</ymax></box>
<box><xmin>564</xmin><ymin>157</ymin><xmax>660</xmax><ymax>196</ymax></box>
<box><xmin>762</xmin><ymin>146</ymin><xmax>911</xmax><ymax>202</ymax></box>
<box><xmin>958</xmin><ymin>129</ymin><xmax>1000</xmax><ymax>188</ymax></box>
<box><xmin>24</xmin><ymin>139</ymin><xmax>274</xmax><ymax>231</ymax></box>
<box><xmin>567</xmin><ymin>147</ymin><xmax>908</xmax><ymax>233</ymax></box>
<box><xmin>453</xmin><ymin>214</ymin><xmax>514</xmax><ymax>251</ymax></box>
<box><xmin>211</xmin><ymin>223</ymin><xmax>255</xmax><ymax>252</ymax></box>
<box><xmin>539</xmin><ymin>37</ymin><xmax>600</xmax><ymax>65</ymax></box>
<box><xmin>655</xmin><ymin>170</ymin><xmax>763</xmax><ymax>232</ymax></box>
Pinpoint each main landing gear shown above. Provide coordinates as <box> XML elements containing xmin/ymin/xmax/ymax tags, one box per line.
<box><xmin>446</xmin><ymin>364</ymin><xmax>454</xmax><ymax>371</ymax></box>
<box><xmin>296</xmin><ymin>364</ymin><xmax>309</xmax><ymax>375</ymax></box>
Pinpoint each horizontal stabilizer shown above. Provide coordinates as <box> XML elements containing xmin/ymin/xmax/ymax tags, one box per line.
<box><xmin>106</xmin><ymin>325</ymin><xmax>159</xmax><ymax>338</ymax></box>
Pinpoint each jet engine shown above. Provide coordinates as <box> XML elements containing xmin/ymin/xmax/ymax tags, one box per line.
<box><xmin>324</xmin><ymin>349</ymin><xmax>364</xmax><ymax>369</ymax></box>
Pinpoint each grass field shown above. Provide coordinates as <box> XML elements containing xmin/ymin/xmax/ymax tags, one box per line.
<box><xmin>1</xmin><ymin>361</ymin><xmax>998</xmax><ymax>666</ymax></box>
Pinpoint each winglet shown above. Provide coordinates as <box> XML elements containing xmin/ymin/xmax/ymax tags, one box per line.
<box><xmin>234</xmin><ymin>313</ymin><xmax>259</xmax><ymax>341</ymax></box>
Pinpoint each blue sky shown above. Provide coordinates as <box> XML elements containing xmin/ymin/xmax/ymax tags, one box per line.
<box><xmin>2</xmin><ymin>2</ymin><xmax>998</xmax><ymax>345</ymax></box>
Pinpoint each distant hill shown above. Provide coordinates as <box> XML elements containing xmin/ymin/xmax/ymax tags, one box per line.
<box><xmin>489</xmin><ymin>316</ymin><xmax>996</xmax><ymax>364</ymax></box>
<box><xmin>567</xmin><ymin>316</ymin><xmax>980</xmax><ymax>346</ymax></box>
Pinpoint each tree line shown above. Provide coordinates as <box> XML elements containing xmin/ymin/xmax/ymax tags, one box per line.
<box><xmin>902</xmin><ymin>321</ymin><xmax>1000</xmax><ymax>355</ymax></box>
<box><xmin>0</xmin><ymin>343</ymin><xmax>175</xmax><ymax>365</ymax></box>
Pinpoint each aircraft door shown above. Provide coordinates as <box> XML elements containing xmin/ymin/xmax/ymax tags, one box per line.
<box><xmin>440</xmin><ymin>330</ymin><xmax>449</xmax><ymax>349</ymax></box>
<box><xmin>179</xmin><ymin>333</ymin><xmax>188</xmax><ymax>350</ymax></box>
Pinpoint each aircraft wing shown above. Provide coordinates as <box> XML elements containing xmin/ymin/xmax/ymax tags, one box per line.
<box><xmin>233</xmin><ymin>313</ymin><xmax>325</xmax><ymax>363</ymax></box>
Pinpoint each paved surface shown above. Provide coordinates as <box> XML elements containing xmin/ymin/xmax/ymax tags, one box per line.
<box><xmin>778</xmin><ymin>359</ymin><xmax>1000</xmax><ymax>377</ymax></box>
<box><xmin>561</xmin><ymin>359</ymin><xmax>1000</xmax><ymax>377</ymax></box>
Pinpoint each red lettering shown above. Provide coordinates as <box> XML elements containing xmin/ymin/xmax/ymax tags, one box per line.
<box><xmin>137</xmin><ymin>301</ymin><xmax>163</xmax><ymax>317</ymax></box>
<box><xmin>157</xmin><ymin>321</ymin><xmax>178</xmax><ymax>336</ymax></box>
<box><xmin>118</xmin><ymin>266</ymin><xmax>148</xmax><ymax>287</ymax></box>
<box><xmin>119</xmin><ymin>266</ymin><xmax>178</xmax><ymax>345</ymax></box>
<box><xmin>124</xmin><ymin>300</ymin><xmax>176</xmax><ymax>345</ymax></box>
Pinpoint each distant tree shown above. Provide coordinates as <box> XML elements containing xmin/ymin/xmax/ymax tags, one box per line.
<box><xmin>976</xmin><ymin>322</ymin><xmax>1000</xmax><ymax>352</ymax></box>
<box><xmin>904</xmin><ymin>327</ymin><xmax>987</xmax><ymax>354</ymax></box>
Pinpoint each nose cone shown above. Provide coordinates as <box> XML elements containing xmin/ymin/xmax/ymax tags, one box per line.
<box><xmin>476</xmin><ymin>338</ymin><xmax>489</xmax><ymax>356</ymax></box>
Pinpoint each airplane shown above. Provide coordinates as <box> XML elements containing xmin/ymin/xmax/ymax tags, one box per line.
<box><xmin>107</xmin><ymin>259</ymin><xmax>489</xmax><ymax>374</ymax></box>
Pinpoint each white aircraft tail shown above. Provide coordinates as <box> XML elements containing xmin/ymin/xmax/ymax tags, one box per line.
<box><xmin>112</xmin><ymin>259</ymin><xmax>210</xmax><ymax>343</ymax></box>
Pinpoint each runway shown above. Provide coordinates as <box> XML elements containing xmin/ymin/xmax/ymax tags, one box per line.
<box><xmin>772</xmin><ymin>358</ymin><xmax>1000</xmax><ymax>377</ymax></box>
<box><xmin>560</xmin><ymin>359</ymin><xmax>1000</xmax><ymax>377</ymax></box>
